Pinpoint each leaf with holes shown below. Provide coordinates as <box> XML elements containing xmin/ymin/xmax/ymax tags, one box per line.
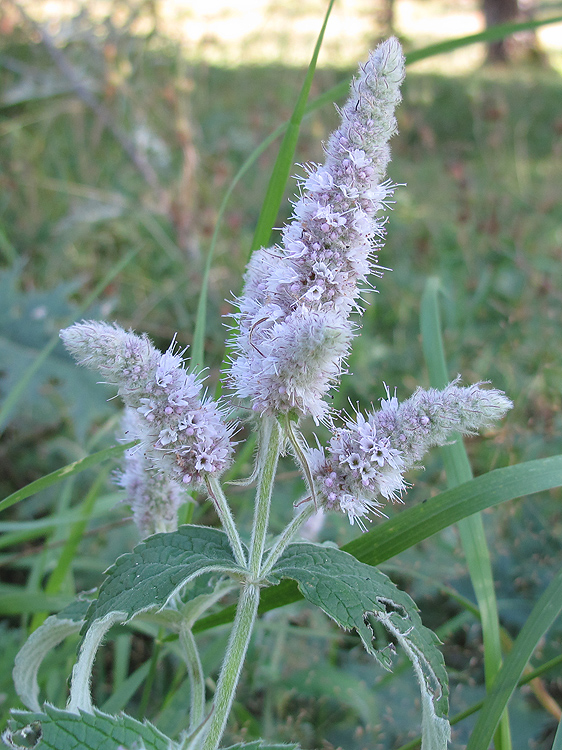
<box><xmin>6</xmin><ymin>705</ymin><xmax>172</xmax><ymax>750</ymax></box>
<box><xmin>269</xmin><ymin>542</ymin><xmax>450</xmax><ymax>750</ymax></box>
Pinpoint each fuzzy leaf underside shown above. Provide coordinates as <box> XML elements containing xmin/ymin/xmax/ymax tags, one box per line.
<box><xmin>7</xmin><ymin>706</ymin><xmax>171</xmax><ymax>750</ymax></box>
<box><xmin>84</xmin><ymin>525</ymin><xmax>246</xmax><ymax>629</ymax></box>
<box><xmin>269</xmin><ymin>542</ymin><xmax>449</xmax><ymax>721</ymax></box>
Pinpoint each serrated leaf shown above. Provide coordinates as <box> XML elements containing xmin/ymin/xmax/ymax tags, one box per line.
<box><xmin>270</xmin><ymin>542</ymin><xmax>450</xmax><ymax>748</ymax></box>
<box><xmin>55</xmin><ymin>596</ymin><xmax>95</xmax><ymax>623</ymax></box>
<box><xmin>7</xmin><ymin>705</ymin><xmax>172</xmax><ymax>750</ymax></box>
<box><xmin>84</xmin><ymin>526</ymin><xmax>246</xmax><ymax>629</ymax></box>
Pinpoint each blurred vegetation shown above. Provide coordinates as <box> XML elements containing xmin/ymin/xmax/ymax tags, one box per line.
<box><xmin>1</xmin><ymin>1</ymin><xmax>561</xmax><ymax>748</ymax></box>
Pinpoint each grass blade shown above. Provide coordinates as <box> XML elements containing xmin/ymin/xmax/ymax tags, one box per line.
<box><xmin>465</xmin><ymin>566</ymin><xmax>562</xmax><ymax>750</ymax></box>
<box><xmin>30</xmin><ymin>469</ymin><xmax>112</xmax><ymax>631</ymax></box>
<box><xmin>420</xmin><ymin>277</ymin><xmax>511</xmax><ymax>749</ymax></box>
<box><xmin>250</xmin><ymin>0</ymin><xmax>336</xmax><ymax>254</ymax></box>
<box><xmin>0</xmin><ymin>441</ymin><xmax>136</xmax><ymax>515</ymax></box>
<box><xmin>405</xmin><ymin>15</ymin><xmax>562</xmax><ymax>66</ymax></box>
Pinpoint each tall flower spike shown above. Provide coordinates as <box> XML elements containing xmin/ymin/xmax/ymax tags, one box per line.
<box><xmin>309</xmin><ymin>380</ymin><xmax>513</xmax><ymax>529</ymax></box>
<box><xmin>228</xmin><ymin>37</ymin><xmax>405</xmax><ymax>422</ymax></box>
<box><xmin>61</xmin><ymin>321</ymin><xmax>234</xmax><ymax>491</ymax></box>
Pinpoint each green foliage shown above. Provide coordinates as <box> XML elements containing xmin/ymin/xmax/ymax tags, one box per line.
<box><xmin>269</xmin><ymin>542</ymin><xmax>449</xmax><ymax>745</ymax></box>
<box><xmin>7</xmin><ymin>705</ymin><xmax>172</xmax><ymax>750</ymax></box>
<box><xmin>195</xmin><ymin>455</ymin><xmax>562</xmax><ymax>630</ymax></box>
<box><xmin>1</xmin><ymin>4</ymin><xmax>562</xmax><ymax>749</ymax></box>
<box><xmin>466</xmin><ymin>565</ymin><xmax>562</xmax><ymax>749</ymax></box>
<box><xmin>84</xmin><ymin>526</ymin><xmax>246</xmax><ymax>627</ymax></box>
<box><xmin>0</xmin><ymin>264</ymin><xmax>115</xmax><ymax>440</ymax></box>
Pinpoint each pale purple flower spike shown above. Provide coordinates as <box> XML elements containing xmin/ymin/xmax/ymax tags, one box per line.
<box><xmin>118</xmin><ymin>408</ymin><xmax>186</xmax><ymax>537</ymax></box>
<box><xmin>309</xmin><ymin>379</ymin><xmax>513</xmax><ymax>529</ymax></box>
<box><xmin>228</xmin><ymin>37</ymin><xmax>406</xmax><ymax>422</ymax></box>
<box><xmin>61</xmin><ymin>321</ymin><xmax>234</xmax><ymax>535</ymax></box>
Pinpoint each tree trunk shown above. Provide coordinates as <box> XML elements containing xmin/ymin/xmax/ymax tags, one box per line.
<box><xmin>483</xmin><ymin>0</ymin><xmax>519</xmax><ymax>62</ymax></box>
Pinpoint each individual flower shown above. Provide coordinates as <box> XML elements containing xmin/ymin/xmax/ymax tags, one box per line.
<box><xmin>310</xmin><ymin>380</ymin><xmax>513</xmax><ymax>529</ymax></box>
<box><xmin>228</xmin><ymin>37</ymin><xmax>406</xmax><ymax>422</ymax></box>
<box><xmin>61</xmin><ymin>321</ymin><xmax>234</xmax><ymax>489</ymax></box>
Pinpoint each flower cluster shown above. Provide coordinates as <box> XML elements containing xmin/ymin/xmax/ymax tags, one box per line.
<box><xmin>229</xmin><ymin>37</ymin><xmax>405</xmax><ymax>422</ymax></box>
<box><xmin>117</xmin><ymin>408</ymin><xmax>187</xmax><ymax>537</ymax></box>
<box><xmin>309</xmin><ymin>380</ymin><xmax>513</xmax><ymax>529</ymax></box>
<box><xmin>61</xmin><ymin>321</ymin><xmax>234</xmax><ymax>489</ymax></box>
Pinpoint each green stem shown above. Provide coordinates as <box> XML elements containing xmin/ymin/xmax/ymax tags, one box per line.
<box><xmin>200</xmin><ymin>584</ymin><xmax>260</xmax><ymax>750</ymax></box>
<box><xmin>249</xmin><ymin>417</ymin><xmax>282</xmax><ymax>578</ymax></box>
<box><xmin>206</xmin><ymin>476</ymin><xmax>247</xmax><ymax>568</ymax></box>
<box><xmin>179</xmin><ymin>625</ymin><xmax>206</xmax><ymax>732</ymax></box>
<box><xmin>261</xmin><ymin>503</ymin><xmax>316</xmax><ymax>578</ymax></box>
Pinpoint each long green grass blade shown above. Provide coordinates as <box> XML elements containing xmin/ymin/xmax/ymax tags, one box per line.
<box><xmin>250</xmin><ymin>0</ymin><xmax>336</xmax><ymax>254</ymax></box>
<box><xmin>465</xmin><ymin>566</ymin><xmax>562</xmax><ymax>750</ymax></box>
<box><xmin>0</xmin><ymin>585</ymin><xmax>73</xmax><ymax>615</ymax></box>
<box><xmin>194</xmin><ymin>454</ymin><xmax>562</xmax><ymax>632</ymax></box>
<box><xmin>420</xmin><ymin>277</ymin><xmax>511</xmax><ymax>749</ymax></box>
<box><xmin>101</xmin><ymin>660</ymin><xmax>151</xmax><ymax>715</ymax></box>
<box><xmin>0</xmin><ymin>247</ymin><xmax>139</xmax><ymax>435</ymax></box>
<box><xmin>406</xmin><ymin>15</ymin><xmax>562</xmax><ymax>66</ymax></box>
<box><xmin>29</xmin><ymin>469</ymin><xmax>112</xmax><ymax>631</ymax></box>
<box><xmin>0</xmin><ymin>441</ymin><xmax>136</xmax><ymax>514</ymax></box>
<box><xmin>190</xmin><ymin>126</ymin><xmax>284</xmax><ymax>370</ymax></box>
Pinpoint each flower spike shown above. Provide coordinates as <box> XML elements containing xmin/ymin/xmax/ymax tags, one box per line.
<box><xmin>228</xmin><ymin>37</ymin><xmax>406</xmax><ymax>422</ymax></box>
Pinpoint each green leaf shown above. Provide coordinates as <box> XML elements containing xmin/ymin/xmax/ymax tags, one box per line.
<box><xmin>270</xmin><ymin>542</ymin><xmax>450</xmax><ymax>747</ymax></box>
<box><xmin>56</xmin><ymin>597</ymin><xmax>94</xmax><ymax>623</ymax></box>
<box><xmin>13</xmin><ymin>615</ymin><xmax>84</xmax><ymax>711</ymax></box>
<box><xmin>194</xmin><ymin>455</ymin><xmax>562</xmax><ymax>632</ymax></box>
<box><xmin>223</xmin><ymin>743</ymin><xmax>299</xmax><ymax>750</ymax></box>
<box><xmin>84</xmin><ymin>525</ymin><xmax>246</xmax><ymax>629</ymax></box>
<box><xmin>7</xmin><ymin>705</ymin><xmax>172</xmax><ymax>750</ymax></box>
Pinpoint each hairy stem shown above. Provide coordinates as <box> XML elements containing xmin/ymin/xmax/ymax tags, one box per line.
<box><xmin>200</xmin><ymin>584</ymin><xmax>260</xmax><ymax>750</ymax></box>
<box><xmin>261</xmin><ymin>502</ymin><xmax>317</xmax><ymax>578</ymax></box>
<box><xmin>179</xmin><ymin>625</ymin><xmax>206</xmax><ymax>731</ymax></box>
<box><xmin>206</xmin><ymin>476</ymin><xmax>247</xmax><ymax>568</ymax></box>
<box><xmin>249</xmin><ymin>417</ymin><xmax>282</xmax><ymax>578</ymax></box>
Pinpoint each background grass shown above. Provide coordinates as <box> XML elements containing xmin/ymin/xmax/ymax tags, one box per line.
<box><xmin>1</xmin><ymin>1</ymin><xmax>562</xmax><ymax>748</ymax></box>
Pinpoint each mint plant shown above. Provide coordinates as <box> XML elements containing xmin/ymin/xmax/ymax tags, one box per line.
<box><xmin>4</xmin><ymin>37</ymin><xmax>516</xmax><ymax>750</ymax></box>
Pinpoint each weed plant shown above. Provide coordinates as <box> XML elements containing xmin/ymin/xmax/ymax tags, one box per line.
<box><xmin>1</xmin><ymin>3</ymin><xmax>562</xmax><ymax>750</ymax></box>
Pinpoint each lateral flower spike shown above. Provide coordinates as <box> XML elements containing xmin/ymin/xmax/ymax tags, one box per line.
<box><xmin>228</xmin><ymin>37</ymin><xmax>405</xmax><ymax>423</ymax></box>
<box><xmin>309</xmin><ymin>379</ymin><xmax>513</xmax><ymax>529</ymax></box>
<box><xmin>61</xmin><ymin>321</ymin><xmax>235</xmax><ymax>534</ymax></box>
